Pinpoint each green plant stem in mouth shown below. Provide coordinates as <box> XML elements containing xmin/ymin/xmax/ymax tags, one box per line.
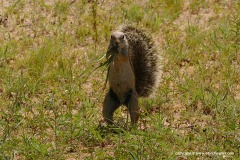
<box><xmin>103</xmin><ymin>51</ymin><xmax>117</xmax><ymax>89</ymax></box>
<box><xmin>81</xmin><ymin>50</ymin><xmax>117</xmax><ymax>89</ymax></box>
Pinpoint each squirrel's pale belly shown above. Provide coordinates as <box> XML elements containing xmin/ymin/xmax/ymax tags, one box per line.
<box><xmin>108</xmin><ymin>60</ymin><xmax>135</xmax><ymax>103</ymax></box>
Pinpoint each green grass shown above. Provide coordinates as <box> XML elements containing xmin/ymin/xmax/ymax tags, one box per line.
<box><xmin>0</xmin><ymin>0</ymin><xmax>240</xmax><ymax>159</ymax></box>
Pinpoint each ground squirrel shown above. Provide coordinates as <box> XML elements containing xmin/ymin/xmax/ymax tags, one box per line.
<box><xmin>103</xmin><ymin>25</ymin><xmax>162</xmax><ymax>125</ymax></box>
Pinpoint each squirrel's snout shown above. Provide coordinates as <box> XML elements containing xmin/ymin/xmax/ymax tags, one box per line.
<box><xmin>110</xmin><ymin>43</ymin><xmax>118</xmax><ymax>54</ymax></box>
<box><xmin>112</xmin><ymin>41</ymin><xmax>119</xmax><ymax>47</ymax></box>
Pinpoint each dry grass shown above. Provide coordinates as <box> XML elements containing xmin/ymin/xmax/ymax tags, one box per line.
<box><xmin>0</xmin><ymin>0</ymin><xmax>239</xmax><ymax>159</ymax></box>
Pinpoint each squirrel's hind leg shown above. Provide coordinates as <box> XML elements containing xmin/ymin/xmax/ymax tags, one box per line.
<box><xmin>125</xmin><ymin>90</ymin><xmax>139</xmax><ymax>124</ymax></box>
<box><xmin>102</xmin><ymin>89</ymin><xmax>120</xmax><ymax>124</ymax></box>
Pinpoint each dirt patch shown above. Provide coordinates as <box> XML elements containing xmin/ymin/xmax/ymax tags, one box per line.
<box><xmin>174</xmin><ymin>8</ymin><xmax>217</xmax><ymax>32</ymax></box>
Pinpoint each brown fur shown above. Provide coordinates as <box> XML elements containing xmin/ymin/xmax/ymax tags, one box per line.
<box><xmin>108</xmin><ymin>55</ymin><xmax>135</xmax><ymax>103</ymax></box>
<box><xmin>102</xmin><ymin>25</ymin><xmax>162</xmax><ymax>125</ymax></box>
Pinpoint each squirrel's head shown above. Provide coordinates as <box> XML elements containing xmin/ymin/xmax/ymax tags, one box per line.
<box><xmin>108</xmin><ymin>31</ymin><xmax>129</xmax><ymax>57</ymax></box>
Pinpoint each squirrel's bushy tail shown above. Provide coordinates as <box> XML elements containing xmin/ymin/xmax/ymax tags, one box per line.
<box><xmin>120</xmin><ymin>25</ymin><xmax>162</xmax><ymax>97</ymax></box>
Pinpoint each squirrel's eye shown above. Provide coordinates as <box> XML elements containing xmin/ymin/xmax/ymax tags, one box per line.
<box><xmin>121</xmin><ymin>35</ymin><xmax>125</xmax><ymax>40</ymax></box>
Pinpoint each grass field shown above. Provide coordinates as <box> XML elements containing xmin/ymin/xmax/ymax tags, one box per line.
<box><xmin>0</xmin><ymin>0</ymin><xmax>239</xmax><ymax>159</ymax></box>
